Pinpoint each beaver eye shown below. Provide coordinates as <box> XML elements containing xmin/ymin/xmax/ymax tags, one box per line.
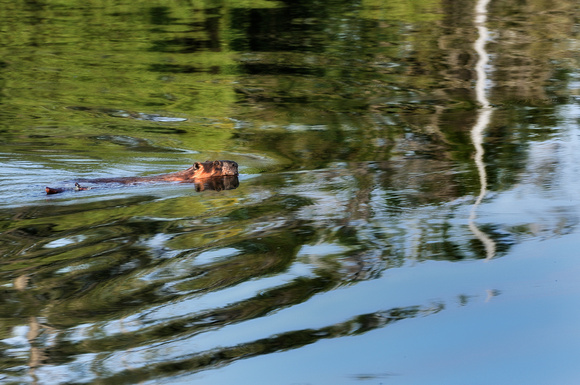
<box><xmin>193</xmin><ymin>162</ymin><xmax>202</xmax><ymax>170</ymax></box>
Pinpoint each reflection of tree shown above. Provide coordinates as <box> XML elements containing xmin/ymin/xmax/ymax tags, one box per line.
<box><xmin>0</xmin><ymin>0</ymin><xmax>579</xmax><ymax>382</ymax></box>
<box><xmin>11</xmin><ymin>274</ymin><xmax>57</xmax><ymax>385</ymax></box>
<box><xmin>468</xmin><ymin>0</ymin><xmax>496</xmax><ymax>260</ymax></box>
<box><xmin>93</xmin><ymin>304</ymin><xmax>444</xmax><ymax>384</ymax></box>
<box><xmin>230</xmin><ymin>0</ymin><xmax>578</xmax><ymax>197</ymax></box>
<box><xmin>0</xmin><ymin>171</ymin><xmax>508</xmax><ymax>382</ymax></box>
<box><xmin>232</xmin><ymin>0</ymin><xmax>470</xmax><ymax>116</ymax></box>
<box><xmin>489</xmin><ymin>0</ymin><xmax>577</xmax><ymax>105</ymax></box>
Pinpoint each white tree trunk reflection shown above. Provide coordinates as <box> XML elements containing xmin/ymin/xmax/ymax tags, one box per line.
<box><xmin>469</xmin><ymin>0</ymin><xmax>496</xmax><ymax>260</ymax></box>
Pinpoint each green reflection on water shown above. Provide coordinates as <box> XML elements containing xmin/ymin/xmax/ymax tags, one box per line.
<box><xmin>0</xmin><ymin>0</ymin><xmax>579</xmax><ymax>383</ymax></box>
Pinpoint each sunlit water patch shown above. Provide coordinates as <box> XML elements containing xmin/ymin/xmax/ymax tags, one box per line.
<box><xmin>1</xmin><ymin>0</ymin><xmax>580</xmax><ymax>384</ymax></box>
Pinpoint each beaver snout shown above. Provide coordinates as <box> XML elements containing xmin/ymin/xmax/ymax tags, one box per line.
<box><xmin>221</xmin><ymin>160</ymin><xmax>239</xmax><ymax>176</ymax></box>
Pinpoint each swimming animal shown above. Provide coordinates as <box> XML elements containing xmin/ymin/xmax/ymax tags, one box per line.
<box><xmin>45</xmin><ymin>160</ymin><xmax>239</xmax><ymax>194</ymax></box>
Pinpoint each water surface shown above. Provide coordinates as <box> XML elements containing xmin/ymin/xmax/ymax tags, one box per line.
<box><xmin>1</xmin><ymin>0</ymin><xmax>579</xmax><ymax>384</ymax></box>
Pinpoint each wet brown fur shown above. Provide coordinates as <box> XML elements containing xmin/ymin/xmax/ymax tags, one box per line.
<box><xmin>46</xmin><ymin>160</ymin><xmax>238</xmax><ymax>194</ymax></box>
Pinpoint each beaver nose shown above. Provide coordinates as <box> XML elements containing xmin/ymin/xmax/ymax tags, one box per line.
<box><xmin>222</xmin><ymin>160</ymin><xmax>238</xmax><ymax>175</ymax></box>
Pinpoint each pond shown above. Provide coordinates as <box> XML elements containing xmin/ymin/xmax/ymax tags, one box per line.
<box><xmin>1</xmin><ymin>0</ymin><xmax>579</xmax><ymax>384</ymax></box>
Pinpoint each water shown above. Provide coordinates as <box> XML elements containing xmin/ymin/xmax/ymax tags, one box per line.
<box><xmin>1</xmin><ymin>1</ymin><xmax>579</xmax><ymax>384</ymax></box>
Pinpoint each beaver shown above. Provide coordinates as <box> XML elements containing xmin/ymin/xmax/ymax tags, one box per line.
<box><xmin>46</xmin><ymin>160</ymin><xmax>238</xmax><ymax>194</ymax></box>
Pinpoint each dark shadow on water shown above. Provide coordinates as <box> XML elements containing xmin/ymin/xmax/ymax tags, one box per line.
<box><xmin>102</xmin><ymin>305</ymin><xmax>440</xmax><ymax>385</ymax></box>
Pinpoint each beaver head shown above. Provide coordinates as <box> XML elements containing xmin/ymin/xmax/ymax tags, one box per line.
<box><xmin>189</xmin><ymin>160</ymin><xmax>239</xmax><ymax>179</ymax></box>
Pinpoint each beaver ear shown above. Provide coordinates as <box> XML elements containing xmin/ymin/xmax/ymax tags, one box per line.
<box><xmin>214</xmin><ymin>160</ymin><xmax>221</xmax><ymax>166</ymax></box>
<box><xmin>193</xmin><ymin>162</ymin><xmax>202</xmax><ymax>170</ymax></box>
